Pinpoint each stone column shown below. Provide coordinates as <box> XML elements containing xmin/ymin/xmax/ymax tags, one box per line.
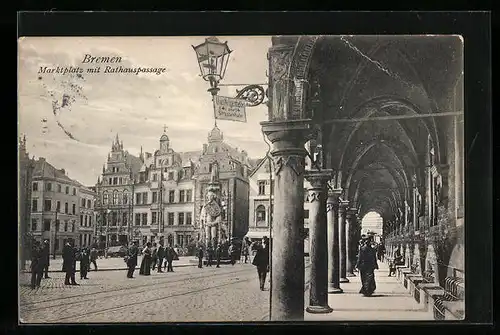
<box><xmin>262</xmin><ymin>120</ymin><xmax>312</xmax><ymax>321</ymax></box>
<box><xmin>346</xmin><ymin>209</ymin><xmax>356</xmax><ymax>277</ymax></box>
<box><xmin>327</xmin><ymin>189</ymin><xmax>343</xmax><ymax>293</ymax></box>
<box><xmin>339</xmin><ymin>201</ymin><xmax>349</xmax><ymax>283</ymax></box>
<box><xmin>305</xmin><ymin>170</ymin><xmax>333</xmax><ymax>314</ymax></box>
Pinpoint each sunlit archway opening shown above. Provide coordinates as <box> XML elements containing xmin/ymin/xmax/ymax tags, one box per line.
<box><xmin>361</xmin><ymin>211</ymin><xmax>383</xmax><ymax>243</ymax></box>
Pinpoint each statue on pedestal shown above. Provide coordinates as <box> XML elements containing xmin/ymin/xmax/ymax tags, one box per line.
<box><xmin>199</xmin><ymin>160</ymin><xmax>227</xmax><ymax>247</ymax></box>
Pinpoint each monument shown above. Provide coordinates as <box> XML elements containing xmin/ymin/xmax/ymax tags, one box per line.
<box><xmin>199</xmin><ymin>161</ymin><xmax>228</xmax><ymax>247</ymax></box>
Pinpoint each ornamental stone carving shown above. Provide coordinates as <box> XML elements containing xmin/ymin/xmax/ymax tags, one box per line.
<box><xmin>273</xmin><ymin>155</ymin><xmax>306</xmax><ymax>177</ymax></box>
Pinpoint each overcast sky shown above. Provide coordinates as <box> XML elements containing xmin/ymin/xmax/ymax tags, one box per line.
<box><xmin>18</xmin><ymin>36</ymin><xmax>272</xmax><ymax>186</ymax></box>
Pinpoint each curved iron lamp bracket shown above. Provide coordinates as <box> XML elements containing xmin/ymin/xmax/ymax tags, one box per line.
<box><xmin>234</xmin><ymin>84</ymin><xmax>268</xmax><ymax>107</ymax></box>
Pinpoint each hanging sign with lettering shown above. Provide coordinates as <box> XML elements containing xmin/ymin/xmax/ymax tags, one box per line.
<box><xmin>214</xmin><ymin>96</ymin><xmax>247</xmax><ymax>122</ymax></box>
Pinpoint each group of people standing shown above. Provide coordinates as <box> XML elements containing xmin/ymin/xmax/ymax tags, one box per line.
<box><xmin>29</xmin><ymin>238</ymin><xmax>99</xmax><ymax>289</ymax></box>
<box><xmin>124</xmin><ymin>240</ymin><xmax>177</xmax><ymax>278</ymax></box>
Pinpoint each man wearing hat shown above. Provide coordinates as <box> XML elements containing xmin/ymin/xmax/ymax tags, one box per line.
<box><xmin>126</xmin><ymin>240</ymin><xmax>139</xmax><ymax>278</ymax></box>
<box><xmin>41</xmin><ymin>239</ymin><xmax>51</xmax><ymax>279</ymax></box>
<box><xmin>252</xmin><ymin>236</ymin><xmax>270</xmax><ymax>291</ymax></box>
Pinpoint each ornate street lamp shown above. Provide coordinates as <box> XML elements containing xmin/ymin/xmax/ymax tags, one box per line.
<box><xmin>192</xmin><ymin>36</ymin><xmax>268</xmax><ymax>109</ymax></box>
<box><xmin>192</xmin><ymin>36</ymin><xmax>232</xmax><ymax>96</ymax></box>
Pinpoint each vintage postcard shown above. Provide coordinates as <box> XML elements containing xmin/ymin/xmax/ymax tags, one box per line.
<box><xmin>18</xmin><ymin>35</ymin><xmax>464</xmax><ymax>323</ymax></box>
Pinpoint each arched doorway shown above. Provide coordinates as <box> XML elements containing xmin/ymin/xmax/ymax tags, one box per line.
<box><xmin>361</xmin><ymin>211</ymin><xmax>383</xmax><ymax>243</ymax></box>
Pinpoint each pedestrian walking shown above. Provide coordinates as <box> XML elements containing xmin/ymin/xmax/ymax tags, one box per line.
<box><xmin>197</xmin><ymin>246</ymin><xmax>204</xmax><ymax>268</ymax></box>
<box><xmin>241</xmin><ymin>244</ymin><xmax>249</xmax><ymax>264</ymax></box>
<box><xmin>41</xmin><ymin>240</ymin><xmax>50</xmax><ymax>279</ymax></box>
<box><xmin>156</xmin><ymin>242</ymin><xmax>165</xmax><ymax>273</ymax></box>
<box><xmin>228</xmin><ymin>244</ymin><xmax>236</xmax><ymax>266</ymax></box>
<box><xmin>62</xmin><ymin>239</ymin><xmax>78</xmax><ymax>286</ymax></box>
<box><xmin>377</xmin><ymin>242</ymin><xmax>386</xmax><ymax>262</ymax></box>
<box><xmin>207</xmin><ymin>244</ymin><xmax>214</xmax><ymax>267</ymax></box>
<box><xmin>252</xmin><ymin>237</ymin><xmax>270</xmax><ymax>291</ymax></box>
<box><xmin>30</xmin><ymin>241</ymin><xmax>43</xmax><ymax>289</ymax></box>
<box><xmin>139</xmin><ymin>242</ymin><xmax>152</xmax><ymax>276</ymax></box>
<box><xmin>356</xmin><ymin>235</ymin><xmax>379</xmax><ymax>296</ymax></box>
<box><xmin>126</xmin><ymin>240</ymin><xmax>139</xmax><ymax>278</ymax></box>
<box><xmin>165</xmin><ymin>245</ymin><xmax>175</xmax><ymax>272</ymax></box>
<box><xmin>215</xmin><ymin>244</ymin><xmax>222</xmax><ymax>268</ymax></box>
<box><xmin>151</xmin><ymin>243</ymin><xmax>158</xmax><ymax>271</ymax></box>
<box><xmin>80</xmin><ymin>247</ymin><xmax>90</xmax><ymax>280</ymax></box>
<box><xmin>90</xmin><ymin>247</ymin><xmax>98</xmax><ymax>271</ymax></box>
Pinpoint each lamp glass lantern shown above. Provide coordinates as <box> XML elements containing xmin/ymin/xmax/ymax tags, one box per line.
<box><xmin>192</xmin><ymin>36</ymin><xmax>232</xmax><ymax>89</ymax></box>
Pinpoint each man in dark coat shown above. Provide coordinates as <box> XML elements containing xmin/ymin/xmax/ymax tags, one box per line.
<box><xmin>215</xmin><ymin>244</ymin><xmax>222</xmax><ymax>268</ymax></box>
<box><xmin>41</xmin><ymin>240</ymin><xmax>50</xmax><ymax>279</ymax></box>
<box><xmin>252</xmin><ymin>237</ymin><xmax>270</xmax><ymax>291</ymax></box>
<box><xmin>126</xmin><ymin>240</ymin><xmax>139</xmax><ymax>278</ymax></box>
<box><xmin>151</xmin><ymin>242</ymin><xmax>158</xmax><ymax>271</ymax></box>
<box><xmin>165</xmin><ymin>245</ymin><xmax>175</xmax><ymax>272</ymax></box>
<box><xmin>30</xmin><ymin>241</ymin><xmax>43</xmax><ymax>289</ymax></box>
<box><xmin>206</xmin><ymin>244</ymin><xmax>214</xmax><ymax>267</ymax></box>
<box><xmin>62</xmin><ymin>239</ymin><xmax>78</xmax><ymax>285</ymax></box>
<box><xmin>157</xmin><ymin>242</ymin><xmax>165</xmax><ymax>273</ymax></box>
<box><xmin>80</xmin><ymin>247</ymin><xmax>90</xmax><ymax>279</ymax></box>
<box><xmin>356</xmin><ymin>236</ymin><xmax>379</xmax><ymax>296</ymax></box>
<box><xmin>197</xmin><ymin>246</ymin><xmax>204</xmax><ymax>268</ymax></box>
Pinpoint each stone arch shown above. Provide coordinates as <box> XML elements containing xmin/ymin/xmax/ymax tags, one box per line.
<box><xmin>424</xmin><ymin>244</ymin><xmax>440</xmax><ymax>285</ymax></box>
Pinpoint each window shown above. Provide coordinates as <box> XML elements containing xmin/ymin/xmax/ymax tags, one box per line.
<box><xmin>65</xmin><ymin>186</ymin><xmax>69</xmax><ymax>194</ymax></box>
<box><xmin>46</xmin><ymin>183</ymin><xmax>52</xmax><ymax>191</ymax></box>
<box><xmin>112</xmin><ymin>212</ymin><xmax>117</xmax><ymax>226</ymax></box>
<box><xmin>179</xmin><ymin>190</ymin><xmax>185</xmax><ymax>203</ymax></box>
<box><xmin>81</xmin><ymin>199</ymin><xmax>86</xmax><ymax>207</ymax></box>
<box><xmin>108</xmin><ymin>178</ymin><xmax>112</xmax><ymax>185</ymax></box>
<box><xmin>179</xmin><ymin>170</ymin><xmax>184</xmax><ymax>180</ymax></box>
<box><xmin>178</xmin><ymin>212</ymin><xmax>184</xmax><ymax>225</ymax></box>
<box><xmin>44</xmin><ymin>199</ymin><xmax>52</xmax><ymax>211</ymax></box>
<box><xmin>87</xmin><ymin>199</ymin><xmax>91</xmax><ymax>208</ymax></box>
<box><xmin>186</xmin><ymin>212</ymin><xmax>192</xmax><ymax>225</ymax></box>
<box><xmin>56</xmin><ymin>201</ymin><xmax>61</xmax><ymax>212</ymax></box>
<box><xmin>31</xmin><ymin>219</ymin><xmax>37</xmax><ymax>231</ymax></box>
<box><xmin>168</xmin><ymin>212</ymin><xmax>174</xmax><ymax>226</ymax></box>
<box><xmin>153</xmin><ymin>174</ymin><xmax>157</xmax><ymax>182</ymax></box>
<box><xmin>136</xmin><ymin>193</ymin><xmax>141</xmax><ymax>205</ymax></box>
<box><xmin>169</xmin><ymin>190</ymin><xmax>175</xmax><ymax>203</ymax></box>
<box><xmin>65</xmin><ymin>202</ymin><xmax>69</xmax><ymax>214</ymax></box>
<box><xmin>119</xmin><ymin>177</ymin><xmax>122</xmax><ymax>185</ymax></box>
<box><xmin>256</xmin><ymin>205</ymin><xmax>267</xmax><ymax>226</ymax></box>
<box><xmin>73</xmin><ymin>188</ymin><xmax>76</xmax><ymax>196</ymax></box>
<box><xmin>258</xmin><ymin>181</ymin><xmax>266</xmax><ymax>195</ymax></box>
<box><xmin>32</xmin><ymin>182</ymin><xmax>38</xmax><ymax>191</ymax></box>
<box><xmin>142</xmin><ymin>192</ymin><xmax>148</xmax><ymax>204</ymax></box>
<box><xmin>103</xmin><ymin>193</ymin><xmax>109</xmax><ymax>204</ymax></box>
<box><xmin>152</xmin><ymin>212</ymin><xmax>157</xmax><ymax>224</ymax></box>
<box><xmin>123</xmin><ymin>193</ymin><xmax>128</xmax><ymax>205</ymax></box>
<box><xmin>113</xmin><ymin>177</ymin><xmax>118</xmax><ymax>185</ymax></box>
<box><xmin>152</xmin><ymin>191</ymin><xmax>158</xmax><ymax>203</ymax></box>
<box><xmin>186</xmin><ymin>190</ymin><xmax>192</xmax><ymax>202</ymax></box>
<box><xmin>304</xmin><ymin>210</ymin><xmax>309</xmax><ymax>219</ymax></box>
<box><xmin>113</xmin><ymin>192</ymin><xmax>118</xmax><ymax>205</ymax></box>
<box><xmin>135</xmin><ymin>213</ymin><xmax>140</xmax><ymax>226</ymax></box>
<box><xmin>122</xmin><ymin>213</ymin><xmax>127</xmax><ymax>225</ymax></box>
<box><xmin>64</xmin><ymin>221</ymin><xmax>68</xmax><ymax>232</ymax></box>
<box><xmin>168</xmin><ymin>172</ymin><xmax>174</xmax><ymax>180</ymax></box>
<box><xmin>80</xmin><ymin>214</ymin><xmax>83</xmax><ymax>226</ymax></box>
<box><xmin>141</xmin><ymin>213</ymin><xmax>148</xmax><ymax>225</ymax></box>
<box><xmin>43</xmin><ymin>219</ymin><xmax>51</xmax><ymax>231</ymax></box>
<box><xmin>84</xmin><ymin>215</ymin><xmax>88</xmax><ymax>226</ymax></box>
<box><xmin>72</xmin><ymin>203</ymin><xmax>76</xmax><ymax>215</ymax></box>
<box><xmin>71</xmin><ymin>222</ymin><xmax>75</xmax><ymax>232</ymax></box>
<box><xmin>32</xmin><ymin>199</ymin><xmax>38</xmax><ymax>212</ymax></box>
<box><xmin>57</xmin><ymin>184</ymin><xmax>61</xmax><ymax>193</ymax></box>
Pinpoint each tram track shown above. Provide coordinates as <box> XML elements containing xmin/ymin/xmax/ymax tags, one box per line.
<box><xmin>21</xmin><ymin>266</ymin><xmax>254</xmax><ymax>311</ymax></box>
<box><xmin>37</xmin><ymin>269</ymin><xmax>257</xmax><ymax>323</ymax></box>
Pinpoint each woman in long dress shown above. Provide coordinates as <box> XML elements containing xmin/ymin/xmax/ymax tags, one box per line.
<box><xmin>356</xmin><ymin>236</ymin><xmax>379</xmax><ymax>296</ymax></box>
<box><xmin>139</xmin><ymin>242</ymin><xmax>152</xmax><ymax>276</ymax></box>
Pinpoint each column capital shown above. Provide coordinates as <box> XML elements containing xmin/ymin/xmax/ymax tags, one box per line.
<box><xmin>305</xmin><ymin>169</ymin><xmax>333</xmax><ymax>189</ymax></box>
<box><xmin>339</xmin><ymin>200</ymin><xmax>350</xmax><ymax>213</ymax></box>
<box><xmin>326</xmin><ymin>188</ymin><xmax>342</xmax><ymax>212</ymax></box>
<box><xmin>346</xmin><ymin>208</ymin><xmax>357</xmax><ymax>219</ymax></box>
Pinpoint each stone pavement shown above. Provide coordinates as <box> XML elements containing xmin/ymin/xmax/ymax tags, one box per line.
<box><xmin>22</xmin><ymin>255</ymin><xmax>196</xmax><ymax>273</ymax></box>
<box><xmin>304</xmin><ymin>261</ymin><xmax>431</xmax><ymax>321</ymax></box>
<box><xmin>19</xmin><ymin>262</ymin><xmax>271</xmax><ymax>323</ymax></box>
